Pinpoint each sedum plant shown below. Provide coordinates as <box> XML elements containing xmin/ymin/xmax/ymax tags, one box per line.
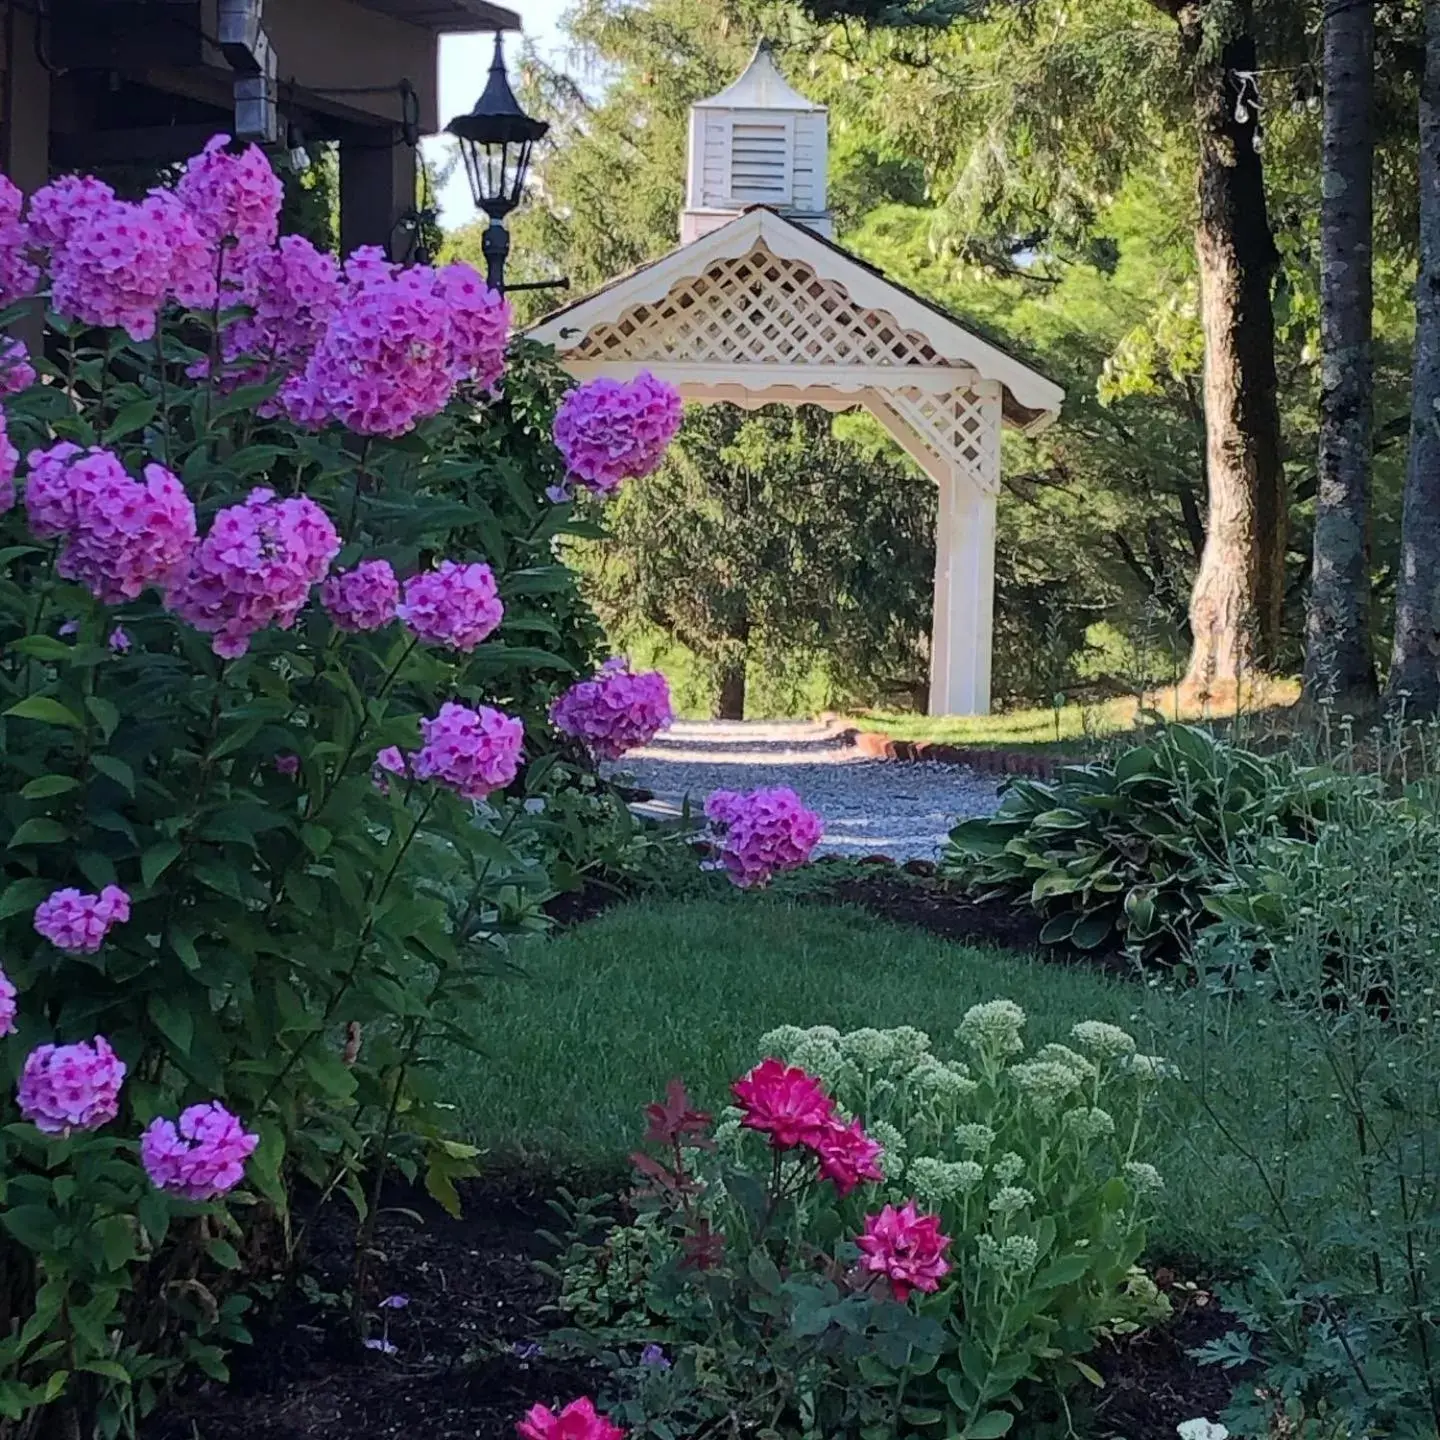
<box><xmin>0</xmin><ymin>142</ymin><xmax>680</xmax><ymax>1436</ymax></box>
<box><xmin>549</xmin><ymin>1004</ymin><xmax>1170</xmax><ymax>1439</ymax></box>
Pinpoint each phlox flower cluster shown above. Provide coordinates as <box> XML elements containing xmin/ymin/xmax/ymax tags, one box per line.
<box><xmin>731</xmin><ymin>1057</ymin><xmax>884</xmax><ymax>1196</ymax></box>
<box><xmin>321</xmin><ymin>559</ymin><xmax>399</xmax><ymax>633</ymax></box>
<box><xmin>17</xmin><ymin>1035</ymin><xmax>127</xmax><ymax>1135</ymax></box>
<box><xmin>0</xmin><ymin>964</ymin><xmax>15</xmax><ymax>1037</ymax></box>
<box><xmin>410</xmin><ymin>702</ymin><xmax>524</xmax><ymax>801</ymax></box>
<box><xmin>25</xmin><ymin>174</ymin><xmax>115</xmax><ymax>251</ymax></box>
<box><xmin>373</xmin><ymin>745</ymin><xmax>408</xmax><ymax>794</ymax></box>
<box><xmin>141</xmin><ymin>1101</ymin><xmax>260</xmax><ymax>1201</ymax></box>
<box><xmin>395</xmin><ymin>561</ymin><xmax>503</xmax><ymax>651</ymax></box>
<box><xmin>174</xmin><ymin>133</ymin><xmax>283</xmax><ymax>280</ymax></box>
<box><xmin>856</xmin><ymin>1200</ymin><xmax>953</xmax><ymax>1302</ymax></box>
<box><xmin>0</xmin><ymin>337</ymin><xmax>36</xmax><ymax>396</ymax></box>
<box><xmin>517</xmin><ymin>1396</ymin><xmax>625</xmax><ymax>1440</ymax></box>
<box><xmin>548</xmin><ymin>658</ymin><xmax>673</xmax><ymax>760</ymax></box>
<box><xmin>48</xmin><ymin>192</ymin><xmax>178</xmax><ymax>340</ymax></box>
<box><xmin>284</xmin><ymin>254</ymin><xmax>507</xmax><ymax>437</ymax></box>
<box><xmin>702</xmin><ymin>785</ymin><xmax>823</xmax><ymax>888</ymax></box>
<box><xmin>166</xmin><ymin>487</ymin><xmax>340</xmax><ymax>657</ymax></box>
<box><xmin>34</xmin><ymin>884</ymin><xmax>131</xmax><ymax>954</ymax></box>
<box><xmin>223</xmin><ymin>235</ymin><xmax>343</xmax><ymax>387</ymax></box>
<box><xmin>0</xmin><ymin>174</ymin><xmax>39</xmax><ymax>306</ymax></box>
<box><xmin>0</xmin><ymin>410</ymin><xmax>16</xmax><ymax>515</ymax></box>
<box><xmin>24</xmin><ymin>443</ymin><xmax>197</xmax><ymax>602</ymax></box>
<box><xmin>552</xmin><ymin>372</ymin><xmax>683</xmax><ymax>495</ymax></box>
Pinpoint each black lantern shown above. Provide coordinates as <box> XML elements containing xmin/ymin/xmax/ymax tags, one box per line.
<box><xmin>446</xmin><ymin>32</ymin><xmax>549</xmax><ymax>293</ymax></box>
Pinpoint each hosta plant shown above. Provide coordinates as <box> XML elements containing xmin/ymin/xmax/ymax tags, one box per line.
<box><xmin>943</xmin><ymin>723</ymin><xmax>1338</xmax><ymax>958</ymax></box>
<box><xmin>547</xmin><ymin>1004</ymin><xmax>1170</xmax><ymax>1439</ymax></box>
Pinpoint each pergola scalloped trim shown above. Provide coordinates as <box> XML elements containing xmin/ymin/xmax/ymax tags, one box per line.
<box><xmin>529</xmin><ymin>206</ymin><xmax>1064</xmax><ymax>715</ymax></box>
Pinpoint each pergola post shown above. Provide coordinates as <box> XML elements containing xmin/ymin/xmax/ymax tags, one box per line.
<box><xmin>928</xmin><ymin>472</ymin><xmax>997</xmax><ymax>716</ymax></box>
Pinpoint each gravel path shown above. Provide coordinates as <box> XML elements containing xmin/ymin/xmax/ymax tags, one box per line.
<box><xmin>604</xmin><ymin>719</ymin><xmax>1002</xmax><ymax>863</ymax></box>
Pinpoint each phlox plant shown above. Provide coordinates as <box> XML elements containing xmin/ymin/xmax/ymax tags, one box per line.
<box><xmin>0</xmin><ymin>141</ymin><xmax>680</xmax><ymax>1438</ymax></box>
<box><xmin>550</xmin><ymin>1006</ymin><xmax>1171</xmax><ymax>1440</ymax></box>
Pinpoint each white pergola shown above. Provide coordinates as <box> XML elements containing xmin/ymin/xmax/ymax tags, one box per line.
<box><xmin>528</xmin><ymin>46</ymin><xmax>1063</xmax><ymax>715</ymax></box>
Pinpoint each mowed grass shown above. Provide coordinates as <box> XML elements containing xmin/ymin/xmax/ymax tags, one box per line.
<box><xmin>445</xmin><ymin>897</ymin><xmax>1326</xmax><ymax>1266</ymax></box>
<box><xmin>855</xmin><ymin>679</ymin><xmax>1302</xmax><ymax>754</ymax></box>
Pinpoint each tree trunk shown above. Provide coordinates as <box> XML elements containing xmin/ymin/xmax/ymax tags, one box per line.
<box><xmin>1388</xmin><ymin>0</ymin><xmax>1440</xmax><ymax>714</ymax></box>
<box><xmin>1305</xmin><ymin>0</ymin><xmax>1377</xmax><ymax>707</ymax></box>
<box><xmin>716</xmin><ymin>664</ymin><xmax>747</xmax><ymax>720</ymax></box>
<box><xmin>1171</xmin><ymin>7</ymin><xmax>1287</xmax><ymax>696</ymax></box>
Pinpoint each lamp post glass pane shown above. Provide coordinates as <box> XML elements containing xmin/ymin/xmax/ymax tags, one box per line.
<box><xmin>459</xmin><ymin>135</ymin><xmax>534</xmax><ymax>217</ymax></box>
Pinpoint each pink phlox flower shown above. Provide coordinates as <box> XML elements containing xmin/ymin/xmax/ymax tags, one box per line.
<box><xmin>0</xmin><ymin>409</ymin><xmax>17</xmax><ymax>515</ymax></box>
<box><xmin>17</xmin><ymin>1035</ymin><xmax>126</xmax><ymax>1135</ymax></box>
<box><xmin>23</xmin><ymin>444</ymin><xmax>197</xmax><ymax>602</ymax></box>
<box><xmin>731</xmin><ymin>1057</ymin><xmax>835</xmax><ymax>1149</ymax></box>
<box><xmin>552</xmin><ymin>372</ymin><xmax>683</xmax><ymax>496</ymax></box>
<box><xmin>274</xmin><ymin>752</ymin><xmax>300</xmax><ymax>777</ymax></box>
<box><xmin>516</xmin><ymin>1397</ymin><xmax>626</xmax><ymax>1440</ymax></box>
<box><xmin>0</xmin><ymin>174</ymin><xmax>40</xmax><ymax>307</ymax></box>
<box><xmin>396</xmin><ymin>561</ymin><xmax>503</xmax><ymax>651</ymax></box>
<box><xmin>33</xmin><ymin>885</ymin><xmax>131</xmax><ymax>954</ymax></box>
<box><xmin>140</xmin><ymin>1100</ymin><xmax>259</xmax><ymax>1201</ymax></box>
<box><xmin>25</xmin><ymin>175</ymin><xmax>116</xmax><ymax>251</ymax></box>
<box><xmin>410</xmin><ymin>702</ymin><xmax>524</xmax><ymax>801</ymax></box>
<box><xmin>175</xmin><ymin>134</ymin><xmax>282</xmax><ymax>283</ymax></box>
<box><xmin>108</xmin><ymin>626</ymin><xmax>131</xmax><ymax>654</ymax></box>
<box><xmin>166</xmin><ymin>487</ymin><xmax>338</xmax><ymax>657</ymax></box>
<box><xmin>141</xmin><ymin>188</ymin><xmax>216</xmax><ymax>309</ymax></box>
<box><xmin>223</xmin><ymin>237</ymin><xmax>343</xmax><ymax>403</ymax></box>
<box><xmin>813</xmin><ymin>1116</ymin><xmax>885</xmax><ymax>1196</ymax></box>
<box><xmin>856</xmin><ymin>1201</ymin><xmax>952</xmax><ymax>1302</ymax></box>
<box><xmin>0</xmin><ymin>964</ymin><xmax>16</xmax><ymax>1037</ymax></box>
<box><xmin>548</xmin><ymin>660</ymin><xmax>672</xmax><ymax>760</ymax></box>
<box><xmin>321</xmin><ymin>558</ymin><xmax>399</xmax><ymax>633</ymax></box>
<box><xmin>0</xmin><ymin>337</ymin><xmax>36</xmax><ymax>397</ymax></box>
<box><xmin>49</xmin><ymin>194</ymin><xmax>176</xmax><ymax>341</ymax></box>
<box><xmin>372</xmin><ymin>745</ymin><xmax>408</xmax><ymax>795</ymax></box>
<box><xmin>434</xmin><ymin>260</ymin><xmax>510</xmax><ymax>388</ymax></box>
<box><xmin>285</xmin><ymin>262</ymin><xmax>453</xmax><ymax>436</ymax></box>
<box><xmin>704</xmin><ymin>785</ymin><xmax>823</xmax><ymax>889</ymax></box>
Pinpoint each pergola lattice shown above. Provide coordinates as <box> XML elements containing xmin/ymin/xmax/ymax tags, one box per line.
<box><xmin>530</xmin><ymin>206</ymin><xmax>1063</xmax><ymax>715</ymax></box>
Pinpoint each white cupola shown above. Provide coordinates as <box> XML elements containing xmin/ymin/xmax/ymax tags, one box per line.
<box><xmin>682</xmin><ymin>40</ymin><xmax>832</xmax><ymax>244</ymax></box>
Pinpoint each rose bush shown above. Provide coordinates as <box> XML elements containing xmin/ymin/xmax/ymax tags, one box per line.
<box><xmin>0</xmin><ymin>137</ymin><xmax>681</xmax><ymax>1436</ymax></box>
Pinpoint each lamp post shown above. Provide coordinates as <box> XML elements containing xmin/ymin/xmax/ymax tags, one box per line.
<box><xmin>446</xmin><ymin>32</ymin><xmax>549</xmax><ymax>294</ymax></box>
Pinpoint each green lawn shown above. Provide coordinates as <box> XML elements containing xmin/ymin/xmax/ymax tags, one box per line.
<box><xmin>446</xmin><ymin>896</ymin><xmax>1324</xmax><ymax>1267</ymax></box>
<box><xmin>855</xmin><ymin>679</ymin><xmax>1302</xmax><ymax>754</ymax></box>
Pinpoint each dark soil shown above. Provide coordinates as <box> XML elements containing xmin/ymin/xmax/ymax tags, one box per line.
<box><xmin>1091</xmin><ymin>1283</ymin><xmax>1249</xmax><ymax>1440</ymax></box>
<box><xmin>144</xmin><ymin>1171</ymin><xmax>1242</xmax><ymax>1440</ymax></box>
<box><xmin>812</xmin><ymin>866</ymin><xmax>1142</xmax><ymax>980</ymax></box>
<box><xmin>143</xmin><ymin>1176</ymin><xmax>597</xmax><ymax>1440</ymax></box>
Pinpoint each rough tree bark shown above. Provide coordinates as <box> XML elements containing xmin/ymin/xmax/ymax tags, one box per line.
<box><xmin>1387</xmin><ymin>0</ymin><xmax>1440</xmax><ymax>713</ymax></box>
<box><xmin>1305</xmin><ymin>0</ymin><xmax>1377</xmax><ymax>707</ymax></box>
<box><xmin>716</xmin><ymin>664</ymin><xmax>747</xmax><ymax>720</ymax></box>
<box><xmin>1148</xmin><ymin>0</ymin><xmax>1287</xmax><ymax>695</ymax></box>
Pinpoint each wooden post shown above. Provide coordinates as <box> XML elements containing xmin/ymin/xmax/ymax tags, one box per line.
<box><xmin>339</xmin><ymin>131</ymin><xmax>416</xmax><ymax>259</ymax></box>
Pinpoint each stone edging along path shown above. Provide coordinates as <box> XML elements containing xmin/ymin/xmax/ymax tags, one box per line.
<box><xmin>843</xmin><ymin>725</ymin><xmax>1085</xmax><ymax>780</ymax></box>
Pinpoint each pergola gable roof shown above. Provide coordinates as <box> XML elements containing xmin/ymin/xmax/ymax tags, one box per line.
<box><xmin>528</xmin><ymin>207</ymin><xmax>1064</xmax><ymax>431</ymax></box>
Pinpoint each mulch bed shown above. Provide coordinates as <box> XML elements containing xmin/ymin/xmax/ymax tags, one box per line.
<box><xmin>143</xmin><ymin>1176</ymin><xmax>598</xmax><ymax>1440</ymax></box>
<box><xmin>143</xmin><ymin>1170</ymin><xmax>1241</xmax><ymax>1440</ymax></box>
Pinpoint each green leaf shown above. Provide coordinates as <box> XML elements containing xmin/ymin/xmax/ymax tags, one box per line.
<box><xmin>148</xmin><ymin>993</ymin><xmax>195</xmax><ymax>1053</ymax></box>
<box><xmin>965</xmin><ymin>1413</ymin><xmax>1015</xmax><ymax>1439</ymax></box>
<box><xmin>85</xmin><ymin>695</ymin><xmax>120</xmax><ymax>740</ymax></box>
<box><xmin>2</xmin><ymin>1204</ymin><xmax>56</xmax><ymax>1251</ymax></box>
<box><xmin>8</xmin><ymin>818</ymin><xmax>71</xmax><ymax>847</ymax></box>
<box><xmin>9</xmin><ymin>635</ymin><xmax>79</xmax><ymax>661</ymax></box>
<box><xmin>92</xmin><ymin>755</ymin><xmax>135</xmax><ymax>795</ymax></box>
<box><xmin>98</xmin><ymin>1216</ymin><xmax>135</xmax><ymax>1270</ymax></box>
<box><xmin>103</xmin><ymin>397</ymin><xmax>160</xmax><ymax>443</ymax></box>
<box><xmin>142</xmin><ymin>840</ymin><xmax>183</xmax><ymax>887</ymax></box>
<box><xmin>5</xmin><ymin>696</ymin><xmax>84</xmax><ymax>729</ymax></box>
<box><xmin>208</xmin><ymin>1239</ymin><xmax>241</xmax><ymax>1270</ymax></box>
<box><xmin>0</xmin><ymin>878</ymin><xmax>53</xmax><ymax>920</ymax></box>
<box><xmin>20</xmin><ymin>775</ymin><xmax>80</xmax><ymax>799</ymax></box>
